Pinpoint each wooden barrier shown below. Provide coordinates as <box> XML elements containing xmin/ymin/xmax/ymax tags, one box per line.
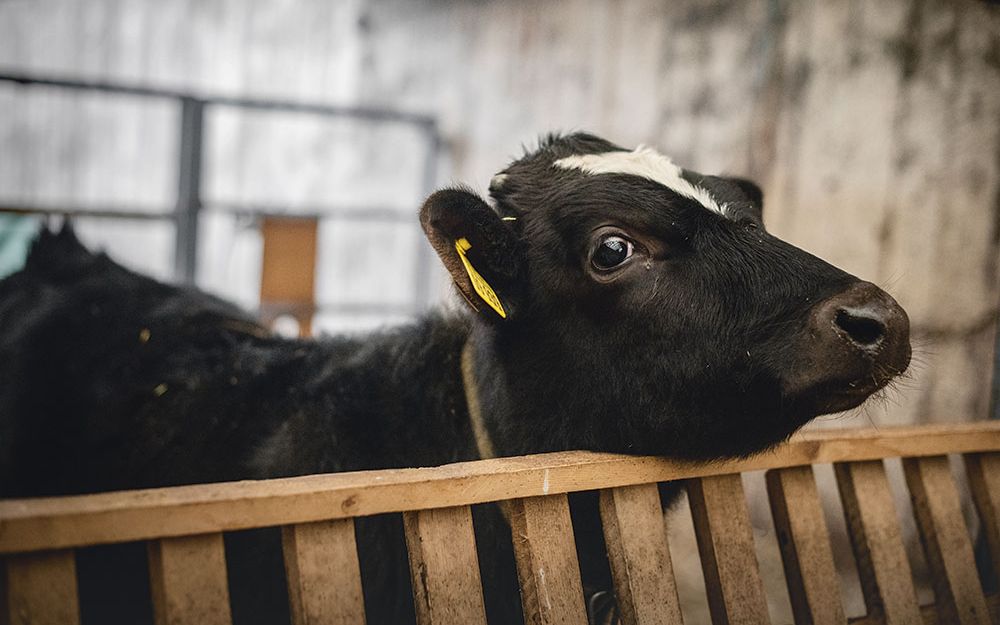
<box><xmin>2</xmin><ymin>422</ymin><xmax>999</xmax><ymax>624</ymax></box>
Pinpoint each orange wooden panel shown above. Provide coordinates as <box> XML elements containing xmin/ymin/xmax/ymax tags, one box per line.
<box><xmin>148</xmin><ymin>533</ymin><xmax>232</xmax><ymax>625</ymax></box>
<box><xmin>766</xmin><ymin>466</ymin><xmax>846</xmax><ymax>625</ymax></box>
<box><xmin>403</xmin><ymin>506</ymin><xmax>487</xmax><ymax>625</ymax></box>
<box><xmin>4</xmin><ymin>550</ymin><xmax>79</xmax><ymax>625</ymax></box>
<box><xmin>687</xmin><ymin>474</ymin><xmax>770</xmax><ymax>625</ymax></box>
<box><xmin>260</xmin><ymin>216</ymin><xmax>318</xmax><ymax>336</ymax></box>
<box><xmin>282</xmin><ymin>519</ymin><xmax>366</xmax><ymax>625</ymax></box>
<box><xmin>834</xmin><ymin>461</ymin><xmax>921</xmax><ymax>625</ymax></box>
<box><xmin>599</xmin><ymin>484</ymin><xmax>683</xmax><ymax>625</ymax></box>
<box><xmin>508</xmin><ymin>495</ymin><xmax>588</xmax><ymax>625</ymax></box>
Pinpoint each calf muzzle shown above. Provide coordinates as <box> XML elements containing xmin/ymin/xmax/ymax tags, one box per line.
<box><xmin>816</xmin><ymin>282</ymin><xmax>909</xmax><ymax>364</ymax></box>
<box><xmin>803</xmin><ymin>281</ymin><xmax>911</xmax><ymax>411</ymax></box>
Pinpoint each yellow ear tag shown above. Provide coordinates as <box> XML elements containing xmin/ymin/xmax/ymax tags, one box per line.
<box><xmin>455</xmin><ymin>237</ymin><xmax>507</xmax><ymax>318</ymax></box>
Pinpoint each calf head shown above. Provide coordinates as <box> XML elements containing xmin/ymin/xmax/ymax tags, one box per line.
<box><xmin>421</xmin><ymin>133</ymin><xmax>910</xmax><ymax>459</ymax></box>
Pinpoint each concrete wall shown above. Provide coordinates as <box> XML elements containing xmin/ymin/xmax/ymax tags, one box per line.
<box><xmin>2</xmin><ymin>0</ymin><xmax>997</xmax><ymax>422</ymax></box>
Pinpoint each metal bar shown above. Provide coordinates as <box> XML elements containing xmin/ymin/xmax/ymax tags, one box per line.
<box><xmin>174</xmin><ymin>97</ymin><xmax>204</xmax><ymax>283</ymax></box>
<box><xmin>0</xmin><ymin>204</ymin><xmax>414</xmax><ymax>223</ymax></box>
<box><xmin>0</xmin><ymin>204</ymin><xmax>174</xmax><ymax>221</ymax></box>
<box><xmin>203</xmin><ymin>203</ymin><xmax>413</xmax><ymax>223</ymax></box>
<box><xmin>211</xmin><ymin>97</ymin><xmax>436</xmax><ymax>130</ymax></box>
<box><xmin>0</xmin><ymin>71</ymin><xmax>437</xmax><ymax>128</ymax></box>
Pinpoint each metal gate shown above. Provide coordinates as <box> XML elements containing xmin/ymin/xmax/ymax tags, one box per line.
<box><xmin>0</xmin><ymin>72</ymin><xmax>444</xmax><ymax>330</ymax></box>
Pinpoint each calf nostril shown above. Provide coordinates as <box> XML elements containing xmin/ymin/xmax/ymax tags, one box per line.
<box><xmin>835</xmin><ymin>308</ymin><xmax>886</xmax><ymax>347</ymax></box>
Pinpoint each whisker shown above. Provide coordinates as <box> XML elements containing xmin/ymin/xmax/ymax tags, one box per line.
<box><xmin>878</xmin><ymin>270</ymin><xmax>905</xmax><ymax>292</ymax></box>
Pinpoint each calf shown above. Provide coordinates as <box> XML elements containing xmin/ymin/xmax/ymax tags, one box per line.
<box><xmin>0</xmin><ymin>132</ymin><xmax>910</xmax><ymax>624</ymax></box>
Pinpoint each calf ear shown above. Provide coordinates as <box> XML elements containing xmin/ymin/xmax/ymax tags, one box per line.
<box><xmin>728</xmin><ymin>177</ymin><xmax>764</xmax><ymax>221</ymax></box>
<box><xmin>420</xmin><ymin>188</ymin><xmax>523</xmax><ymax>321</ymax></box>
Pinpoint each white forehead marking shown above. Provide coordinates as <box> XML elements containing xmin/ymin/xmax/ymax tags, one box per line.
<box><xmin>489</xmin><ymin>173</ymin><xmax>508</xmax><ymax>189</ymax></box>
<box><xmin>553</xmin><ymin>146</ymin><xmax>729</xmax><ymax>217</ymax></box>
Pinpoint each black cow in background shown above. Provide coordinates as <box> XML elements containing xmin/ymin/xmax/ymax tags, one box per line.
<box><xmin>0</xmin><ymin>133</ymin><xmax>911</xmax><ymax>624</ymax></box>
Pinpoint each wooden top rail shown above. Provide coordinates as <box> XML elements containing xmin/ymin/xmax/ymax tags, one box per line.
<box><xmin>2</xmin><ymin>422</ymin><xmax>998</xmax><ymax>554</ymax></box>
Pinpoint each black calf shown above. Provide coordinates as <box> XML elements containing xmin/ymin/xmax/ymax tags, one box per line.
<box><xmin>0</xmin><ymin>133</ymin><xmax>910</xmax><ymax>624</ymax></box>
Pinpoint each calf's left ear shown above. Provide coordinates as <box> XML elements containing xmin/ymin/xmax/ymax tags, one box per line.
<box><xmin>728</xmin><ymin>177</ymin><xmax>764</xmax><ymax>221</ymax></box>
<box><xmin>420</xmin><ymin>188</ymin><xmax>524</xmax><ymax>321</ymax></box>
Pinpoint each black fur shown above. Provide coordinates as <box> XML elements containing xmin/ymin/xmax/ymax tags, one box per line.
<box><xmin>0</xmin><ymin>133</ymin><xmax>910</xmax><ymax>624</ymax></box>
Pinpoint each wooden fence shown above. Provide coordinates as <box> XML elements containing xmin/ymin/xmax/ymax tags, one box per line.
<box><xmin>2</xmin><ymin>421</ymin><xmax>999</xmax><ymax>624</ymax></box>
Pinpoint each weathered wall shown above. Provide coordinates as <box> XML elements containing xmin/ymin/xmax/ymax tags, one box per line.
<box><xmin>2</xmin><ymin>0</ymin><xmax>996</xmax><ymax>423</ymax></box>
<box><xmin>348</xmin><ymin>0</ymin><xmax>1000</xmax><ymax>429</ymax></box>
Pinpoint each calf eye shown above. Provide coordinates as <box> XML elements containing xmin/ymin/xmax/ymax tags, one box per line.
<box><xmin>591</xmin><ymin>235</ymin><xmax>634</xmax><ymax>270</ymax></box>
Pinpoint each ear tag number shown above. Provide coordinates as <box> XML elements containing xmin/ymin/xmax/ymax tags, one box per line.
<box><xmin>455</xmin><ymin>237</ymin><xmax>507</xmax><ymax>318</ymax></box>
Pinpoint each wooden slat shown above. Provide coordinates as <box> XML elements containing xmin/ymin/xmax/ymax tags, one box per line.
<box><xmin>846</xmin><ymin>593</ymin><xmax>1000</xmax><ymax>625</ymax></box>
<box><xmin>687</xmin><ymin>474</ymin><xmax>770</xmax><ymax>625</ymax></box>
<box><xmin>766</xmin><ymin>466</ymin><xmax>846</xmax><ymax>625</ymax></box>
<box><xmin>834</xmin><ymin>461</ymin><xmax>921</xmax><ymax>625</ymax></box>
<box><xmin>148</xmin><ymin>533</ymin><xmax>232</xmax><ymax>625</ymax></box>
<box><xmin>598</xmin><ymin>484</ymin><xmax>683</xmax><ymax>625</ymax></box>
<box><xmin>282</xmin><ymin>519</ymin><xmax>366</xmax><ymax>625</ymax></box>
<box><xmin>508</xmin><ymin>494</ymin><xmax>588</xmax><ymax>625</ymax></box>
<box><xmin>3</xmin><ymin>550</ymin><xmax>79</xmax><ymax>625</ymax></box>
<box><xmin>903</xmin><ymin>456</ymin><xmax>990</xmax><ymax>624</ymax></box>
<box><xmin>965</xmin><ymin>452</ymin><xmax>1000</xmax><ymax>577</ymax></box>
<box><xmin>2</xmin><ymin>422</ymin><xmax>999</xmax><ymax>554</ymax></box>
<box><xmin>402</xmin><ymin>505</ymin><xmax>487</xmax><ymax>625</ymax></box>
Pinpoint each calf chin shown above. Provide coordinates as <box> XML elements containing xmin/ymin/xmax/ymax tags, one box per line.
<box><xmin>723</xmin><ymin>281</ymin><xmax>910</xmax><ymax>457</ymax></box>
